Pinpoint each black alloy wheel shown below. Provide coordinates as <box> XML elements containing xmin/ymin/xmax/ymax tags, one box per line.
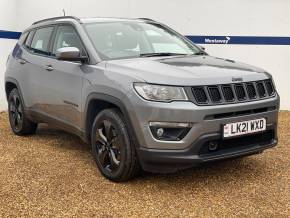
<box><xmin>9</xmin><ymin>92</ymin><xmax>23</xmax><ymax>131</ymax></box>
<box><xmin>95</xmin><ymin>119</ymin><xmax>121</xmax><ymax>173</ymax></box>
<box><xmin>91</xmin><ymin>108</ymin><xmax>139</xmax><ymax>182</ymax></box>
<box><xmin>8</xmin><ymin>88</ymin><xmax>37</xmax><ymax>135</ymax></box>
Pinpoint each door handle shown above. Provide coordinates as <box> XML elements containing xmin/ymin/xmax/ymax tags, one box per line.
<box><xmin>19</xmin><ymin>59</ymin><xmax>26</xmax><ymax>65</ymax></box>
<box><xmin>45</xmin><ymin>65</ymin><xmax>54</xmax><ymax>71</ymax></box>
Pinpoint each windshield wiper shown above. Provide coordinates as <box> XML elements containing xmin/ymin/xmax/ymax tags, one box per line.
<box><xmin>140</xmin><ymin>52</ymin><xmax>188</xmax><ymax>57</ymax></box>
<box><xmin>193</xmin><ymin>51</ymin><xmax>207</xmax><ymax>55</ymax></box>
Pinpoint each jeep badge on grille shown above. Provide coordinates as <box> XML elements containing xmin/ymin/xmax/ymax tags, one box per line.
<box><xmin>232</xmin><ymin>77</ymin><xmax>243</xmax><ymax>82</ymax></box>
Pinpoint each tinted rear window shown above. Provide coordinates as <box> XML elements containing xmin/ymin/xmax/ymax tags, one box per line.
<box><xmin>24</xmin><ymin>31</ymin><xmax>35</xmax><ymax>48</ymax></box>
<box><xmin>18</xmin><ymin>32</ymin><xmax>28</xmax><ymax>45</ymax></box>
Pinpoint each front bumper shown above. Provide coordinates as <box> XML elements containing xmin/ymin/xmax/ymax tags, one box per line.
<box><xmin>128</xmin><ymin>93</ymin><xmax>279</xmax><ymax>149</ymax></box>
<box><xmin>125</xmin><ymin>93</ymin><xmax>279</xmax><ymax>173</ymax></box>
<box><xmin>138</xmin><ymin>125</ymin><xmax>277</xmax><ymax>173</ymax></box>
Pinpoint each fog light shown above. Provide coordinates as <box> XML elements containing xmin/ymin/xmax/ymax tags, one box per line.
<box><xmin>149</xmin><ymin>122</ymin><xmax>192</xmax><ymax>141</ymax></box>
<box><xmin>156</xmin><ymin>128</ymin><xmax>164</xmax><ymax>137</ymax></box>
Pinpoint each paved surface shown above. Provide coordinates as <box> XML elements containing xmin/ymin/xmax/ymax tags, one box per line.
<box><xmin>0</xmin><ymin>111</ymin><xmax>289</xmax><ymax>217</ymax></box>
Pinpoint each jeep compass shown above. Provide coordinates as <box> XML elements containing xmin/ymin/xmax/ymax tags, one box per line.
<box><xmin>5</xmin><ymin>16</ymin><xmax>279</xmax><ymax>181</ymax></box>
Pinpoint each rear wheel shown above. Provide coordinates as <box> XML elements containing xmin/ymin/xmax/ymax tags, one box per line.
<box><xmin>91</xmin><ymin>108</ymin><xmax>139</xmax><ymax>182</ymax></box>
<box><xmin>8</xmin><ymin>88</ymin><xmax>37</xmax><ymax>135</ymax></box>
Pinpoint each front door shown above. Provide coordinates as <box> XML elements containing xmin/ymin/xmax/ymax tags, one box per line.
<box><xmin>24</xmin><ymin>25</ymin><xmax>86</xmax><ymax>130</ymax></box>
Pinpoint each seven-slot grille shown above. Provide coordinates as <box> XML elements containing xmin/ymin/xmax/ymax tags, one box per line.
<box><xmin>191</xmin><ymin>79</ymin><xmax>275</xmax><ymax>105</ymax></box>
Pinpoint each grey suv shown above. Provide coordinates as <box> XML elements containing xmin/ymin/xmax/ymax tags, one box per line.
<box><xmin>5</xmin><ymin>16</ymin><xmax>279</xmax><ymax>181</ymax></box>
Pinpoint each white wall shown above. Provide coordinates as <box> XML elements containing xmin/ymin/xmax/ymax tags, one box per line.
<box><xmin>0</xmin><ymin>0</ymin><xmax>17</xmax><ymax>111</ymax></box>
<box><xmin>1</xmin><ymin>0</ymin><xmax>290</xmax><ymax>110</ymax></box>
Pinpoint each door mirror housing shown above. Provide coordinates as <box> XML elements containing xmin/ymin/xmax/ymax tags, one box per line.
<box><xmin>56</xmin><ymin>47</ymin><xmax>88</xmax><ymax>63</ymax></box>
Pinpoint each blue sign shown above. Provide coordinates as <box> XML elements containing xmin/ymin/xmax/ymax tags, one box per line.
<box><xmin>1</xmin><ymin>29</ymin><xmax>290</xmax><ymax>45</ymax></box>
<box><xmin>186</xmin><ymin>35</ymin><xmax>290</xmax><ymax>45</ymax></box>
<box><xmin>0</xmin><ymin>30</ymin><xmax>22</xmax><ymax>39</ymax></box>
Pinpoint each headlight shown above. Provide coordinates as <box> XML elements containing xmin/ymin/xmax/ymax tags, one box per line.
<box><xmin>134</xmin><ymin>83</ymin><xmax>188</xmax><ymax>102</ymax></box>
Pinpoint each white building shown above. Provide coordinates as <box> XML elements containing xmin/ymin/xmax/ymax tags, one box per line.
<box><xmin>1</xmin><ymin>0</ymin><xmax>290</xmax><ymax>111</ymax></box>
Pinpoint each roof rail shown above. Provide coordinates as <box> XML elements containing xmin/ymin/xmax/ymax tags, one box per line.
<box><xmin>138</xmin><ymin>18</ymin><xmax>156</xmax><ymax>22</ymax></box>
<box><xmin>32</xmin><ymin>16</ymin><xmax>81</xmax><ymax>25</ymax></box>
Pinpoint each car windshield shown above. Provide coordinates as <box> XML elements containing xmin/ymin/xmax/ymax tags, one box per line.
<box><xmin>84</xmin><ymin>21</ymin><xmax>200</xmax><ymax>60</ymax></box>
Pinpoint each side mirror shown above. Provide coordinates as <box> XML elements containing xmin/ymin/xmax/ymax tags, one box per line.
<box><xmin>56</xmin><ymin>47</ymin><xmax>88</xmax><ymax>62</ymax></box>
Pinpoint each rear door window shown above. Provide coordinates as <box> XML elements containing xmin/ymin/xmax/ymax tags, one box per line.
<box><xmin>30</xmin><ymin>27</ymin><xmax>54</xmax><ymax>55</ymax></box>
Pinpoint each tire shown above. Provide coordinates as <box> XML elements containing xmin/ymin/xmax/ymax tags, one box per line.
<box><xmin>91</xmin><ymin>108</ymin><xmax>140</xmax><ymax>182</ymax></box>
<box><xmin>8</xmin><ymin>88</ymin><xmax>37</xmax><ymax>135</ymax></box>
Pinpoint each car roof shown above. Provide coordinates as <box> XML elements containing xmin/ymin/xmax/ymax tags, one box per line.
<box><xmin>22</xmin><ymin>16</ymin><xmax>156</xmax><ymax>33</ymax></box>
<box><xmin>80</xmin><ymin>17</ymin><xmax>155</xmax><ymax>23</ymax></box>
<box><xmin>32</xmin><ymin>16</ymin><xmax>155</xmax><ymax>25</ymax></box>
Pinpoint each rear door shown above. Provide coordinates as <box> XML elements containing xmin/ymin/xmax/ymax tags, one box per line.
<box><xmin>19</xmin><ymin>26</ymin><xmax>55</xmax><ymax>110</ymax></box>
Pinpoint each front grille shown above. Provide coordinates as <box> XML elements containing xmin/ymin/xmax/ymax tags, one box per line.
<box><xmin>191</xmin><ymin>79</ymin><xmax>275</xmax><ymax>106</ymax></box>
<box><xmin>192</xmin><ymin>87</ymin><xmax>208</xmax><ymax>104</ymax></box>
<box><xmin>257</xmin><ymin>82</ymin><xmax>266</xmax><ymax>98</ymax></box>
<box><xmin>265</xmin><ymin>80</ymin><xmax>275</xmax><ymax>96</ymax></box>
<box><xmin>235</xmin><ymin>84</ymin><xmax>247</xmax><ymax>101</ymax></box>
<box><xmin>208</xmin><ymin>86</ymin><xmax>222</xmax><ymax>102</ymax></box>
<box><xmin>246</xmin><ymin>83</ymin><xmax>257</xmax><ymax>99</ymax></box>
<box><xmin>222</xmin><ymin>86</ymin><xmax>235</xmax><ymax>102</ymax></box>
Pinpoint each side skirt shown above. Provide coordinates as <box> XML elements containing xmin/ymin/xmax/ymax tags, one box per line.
<box><xmin>25</xmin><ymin>109</ymin><xmax>88</xmax><ymax>143</ymax></box>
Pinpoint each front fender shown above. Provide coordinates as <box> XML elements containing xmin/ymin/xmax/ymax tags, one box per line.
<box><xmin>83</xmin><ymin>92</ymin><xmax>141</xmax><ymax>149</ymax></box>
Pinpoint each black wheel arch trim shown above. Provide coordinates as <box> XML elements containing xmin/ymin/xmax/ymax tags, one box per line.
<box><xmin>84</xmin><ymin>92</ymin><xmax>141</xmax><ymax>148</ymax></box>
<box><xmin>5</xmin><ymin>77</ymin><xmax>26</xmax><ymax>107</ymax></box>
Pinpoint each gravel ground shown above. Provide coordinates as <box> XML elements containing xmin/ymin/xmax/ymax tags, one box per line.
<box><xmin>0</xmin><ymin>111</ymin><xmax>289</xmax><ymax>217</ymax></box>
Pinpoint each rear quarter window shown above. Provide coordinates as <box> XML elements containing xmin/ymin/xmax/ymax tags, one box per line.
<box><xmin>18</xmin><ymin>32</ymin><xmax>28</xmax><ymax>45</ymax></box>
<box><xmin>24</xmin><ymin>31</ymin><xmax>35</xmax><ymax>49</ymax></box>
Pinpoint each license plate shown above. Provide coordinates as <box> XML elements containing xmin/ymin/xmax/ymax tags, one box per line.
<box><xmin>223</xmin><ymin>118</ymin><xmax>266</xmax><ymax>138</ymax></box>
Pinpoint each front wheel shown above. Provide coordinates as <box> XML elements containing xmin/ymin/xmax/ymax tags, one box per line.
<box><xmin>91</xmin><ymin>108</ymin><xmax>140</xmax><ymax>182</ymax></box>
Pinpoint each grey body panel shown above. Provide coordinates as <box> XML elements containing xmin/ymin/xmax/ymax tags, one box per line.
<box><xmin>5</xmin><ymin>17</ymin><xmax>280</xmax><ymax>173</ymax></box>
<box><xmin>105</xmin><ymin>55</ymin><xmax>268</xmax><ymax>86</ymax></box>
